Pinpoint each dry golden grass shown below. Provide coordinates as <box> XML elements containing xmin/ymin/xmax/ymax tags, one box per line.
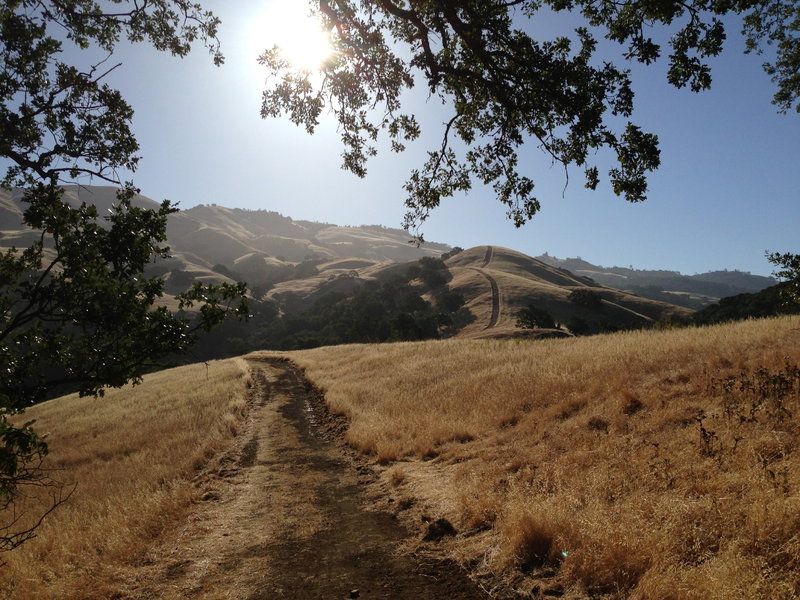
<box><xmin>4</xmin><ymin>316</ymin><xmax>797</xmax><ymax>599</ymax></box>
<box><xmin>284</xmin><ymin>315</ymin><xmax>800</xmax><ymax>598</ymax></box>
<box><xmin>0</xmin><ymin>358</ymin><xmax>250</xmax><ymax>600</ymax></box>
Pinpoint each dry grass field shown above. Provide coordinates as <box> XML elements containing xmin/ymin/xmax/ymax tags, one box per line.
<box><xmin>284</xmin><ymin>315</ymin><xmax>800</xmax><ymax>599</ymax></box>
<box><xmin>0</xmin><ymin>359</ymin><xmax>250</xmax><ymax>600</ymax></box>
<box><xmin>2</xmin><ymin>316</ymin><xmax>798</xmax><ymax>599</ymax></box>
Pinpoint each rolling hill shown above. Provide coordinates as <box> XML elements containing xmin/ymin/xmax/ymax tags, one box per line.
<box><xmin>0</xmin><ymin>185</ymin><xmax>449</xmax><ymax>288</ymax></box>
<box><xmin>443</xmin><ymin>246</ymin><xmax>692</xmax><ymax>338</ymax></box>
<box><xmin>536</xmin><ymin>253</ymin><xmax>776</xmax><ymax>309</ymax></box>
<box><xmin>2</xmin><ymin>186</ymin><xmax>694</xmax><ymax>349</ymax></box>
<box><xmin>201</xmin><ymin>245</ymin><xmax>693</xmax><ymax>354</ymax></box>
<box><xmin>2</xmin><ymin>186</ymin><xmax>773</xmax><ymax>318</ymax></box>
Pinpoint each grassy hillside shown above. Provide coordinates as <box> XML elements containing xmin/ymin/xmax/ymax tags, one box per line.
<box><xmin>2</xmin><ymin>187</ymin><xmax>692</xmax><ymax>349</ymax></box>
<box><xmin>284</xmin><ymin>315</ymin><xmax>800</xmax><ymax>599</ymax></box>
<box><xmin>184</xmin><ymin>247</ymin><xmax>695</xmax><ymax>358</ymax></box>
<box><xmin>0</xmin><ymin>359</ymin><xmax>250</xmax><ymax>600</ymax></box>
<box><xmin>0</xmin><ymin>185</ymin><xmax>447</xmax><ymax>295</ymax></box>
<box><xmin>447</xmin><ymin>246</ymin><xmax>692</xmax><ymax>338</ymax></box>
<box><xmin>2</xmin><ymin>318</ymin><xmax>798</xmax><ymax>599</ymax></box>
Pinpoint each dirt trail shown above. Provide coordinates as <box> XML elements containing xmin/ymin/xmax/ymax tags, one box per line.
<box><xmin>470</xmin><ymin>246</ymin><xmax>501</xmax><ymax>329</ymax></box>
<box><xmin>481</xmin><ymin>245</ymin><xmax>494</xmax><ymax>268</ymax></box>
<box><xmin>117</xmin><ymin>358</ymin><xmax>488</xmax><ymax>600</ymax></box>
<box><xmin>482</xmin><ymin>272</ymin><xmax>501</xmax><ymax>329</ymax></box>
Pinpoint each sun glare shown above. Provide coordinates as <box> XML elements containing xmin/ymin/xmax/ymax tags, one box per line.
<box><xmin>252</xmin><ymin>1</ymin><xmax>332</xmax><ymax>72</ymax></box>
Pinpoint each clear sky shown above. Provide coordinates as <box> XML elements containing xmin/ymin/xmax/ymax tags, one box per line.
<box><xmin>88</xmin><ymin>0</ymin><xmax>797</xmax><ymax>276</ymax></box>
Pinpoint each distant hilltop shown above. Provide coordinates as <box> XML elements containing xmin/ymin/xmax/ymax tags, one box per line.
<box><xmin>536</xmin><ymin>254</ymin><xmax>776</xmax><ymax>309</ymax></box>
<box><xmin>0</xmin><ymin>185</ymin><xmax>448</xmax><ymax>294</ymax></box>
<box><xmin>1</xmin><ymin>185</ymin><xmax>772</xmax><ymax>314</ymax></box>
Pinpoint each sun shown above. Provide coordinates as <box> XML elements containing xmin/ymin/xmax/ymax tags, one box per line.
<box><xmin>251</xmin><ymin>1</ymin><xmax>333</xmax><ymax>72</ymax></box>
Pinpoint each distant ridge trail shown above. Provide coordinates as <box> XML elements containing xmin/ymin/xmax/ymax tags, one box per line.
<box><xmin>481</xmin><ymin>245</ymin><xmax>494</xmax><ymax>268</ymax></box>
<box><xmin>470</xmin><ymin>266</ymin><xmax>500</xmax><ymax>329</ymax></box>
<box><xmin>120</xmin><ymin>358</ymin><xmax>489</xmax><ymax>600</ymax></box>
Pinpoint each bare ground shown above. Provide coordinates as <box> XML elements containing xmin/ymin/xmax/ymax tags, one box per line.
<box><xmin>112</xmin><ymin>357</ymin><xmax>489</xmax><ymax>600</ymax></box>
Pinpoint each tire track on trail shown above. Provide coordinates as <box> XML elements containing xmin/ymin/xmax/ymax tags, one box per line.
<box><xmin>481</xmin><ymin>245</ymin><xmax>494</xmax><ymax>268</ymax></box>
<box><xmin>472</xmin><ymin>246</ymin><xmax>500</xmax><ymax>329</ymax></box>
<box><xmin>119</xmin><ymin>358</ymin><xmax>489</xmax><ymax>600</ymax></box>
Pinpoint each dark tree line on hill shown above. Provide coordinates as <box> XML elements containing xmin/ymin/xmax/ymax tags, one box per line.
<box><xmin>692</xmin><ymin>282</ymin><xmax>800</xmax><ymax>326</ymax></box>
<box><xmin>537</xmin><ymin>256</ymin><xmax>779</xmax><ymax>310</ymax></box>
<box><xmin>189</xmin><ymin>257</ymin><xmax>468</xmax><ymax>357</ymax></box>
<box><xmin>517</xmin><ymin>260</ymin><xmax>800</xmax><ymax>336</ymax></box>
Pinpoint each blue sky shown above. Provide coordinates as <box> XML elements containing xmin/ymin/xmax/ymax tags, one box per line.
<box><xmin>86</xmin><ymin>0</ymin><xmax>798</xmax><ymax>276</ymax></box>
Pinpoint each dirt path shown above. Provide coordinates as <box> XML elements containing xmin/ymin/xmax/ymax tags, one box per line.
<box><xmin>481</xmin><ymin>245</ymin><xmax>494</xmax><ymax>268</ymax></box>
<box><xmin>470</xmin><ymin>266</ymin><xmax>501</xmax><ymax>329</ymax></box>
<box><xmin>116</xmin><ymin>358</ymin><xmax>488</xmax><ymax>600</ymax></box>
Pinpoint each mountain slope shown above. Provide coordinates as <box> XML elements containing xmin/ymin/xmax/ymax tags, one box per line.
<box><xmin>169</xmin><ymin>203</ymin><xmax>449</xmax><ymax>265</ymax></box>
<box><xmin>0</xmin><ymin>186</ymin><xmax>449</xmax><ymax>293</ymax></box>
<box><xmin>1</xmin><ymin>186</ymin><xmax>692</xmax><ymax>345</ymax></box>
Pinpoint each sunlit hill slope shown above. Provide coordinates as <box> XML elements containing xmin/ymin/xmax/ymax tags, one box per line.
<box><xmin>443</xmin><ymin>246</ymin><xmax>692</xmax><ymax>338</ymax></box>
<box><xmin>0</xmin><ymin>185</ymin><xmax>447</xmax><ymax>288</ymax></box>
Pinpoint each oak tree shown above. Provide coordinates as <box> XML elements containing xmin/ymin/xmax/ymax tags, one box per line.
<box><xmin>261</xmin><ymin>0</ymin><xmax>799</xmax><ymax>238</ymax></box>
<box><xmin>0</xmin><ymin>1</ymin><xmax>246</xmax><ymax>550</ymax></box>
<box><xmin>768</xmin><ymin>251</ymin><xmax>800</xmax><ymax>309</ymax></box>
<box><xmin>516</xmin><ymin>303</ymin><xmax>557</xmax><ymax>329</ymax></box>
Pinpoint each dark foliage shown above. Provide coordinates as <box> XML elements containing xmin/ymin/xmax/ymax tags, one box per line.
<box><xmin>0</xmin><ymin>1</ymin><xmax>246</xmax><ymax>551</ymax></box>
<box><xmin>767</xmin><ymin>252</ymin><xmax>800</xmax><ymax>310</ymax></box>
<box><xmin>190</xmin><ymin>256</ymin><xmax>465</xmax><ymax>355</ymax></box>
<box><xmin>693</xmin><ymin>283</ymin><xmax>798</xmax><ymax>325</ymax></box>
<box><xmin>516</xmin><ymin>304</ymin><xmax>556</xmax><ymax>329</ymax></box>
<box><xmin>566</xmin><ymin>316</ymin><xmax>592</xmax><ymax>336</ymax></box>
<box><xmin>441</xmin><ymin>246</ymin><xmax>464</xmax><ymax>260</ymax></box>
<box><xmin>262</xmin><ymin>0</ymin><xmax>799</xmax><ymax>236</ymax></box>
<box><xmin>568</xmin><ymin>288</ymin><xmax>603</xmax><ymax>309</ymax></box>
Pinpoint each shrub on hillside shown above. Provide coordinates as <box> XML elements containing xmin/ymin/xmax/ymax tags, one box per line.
<box><xmin>566</xmin><ymin>316</ymin><xmax>591</xmax><ymax>335</ymax></box>
<box><xmin>417</xmin><ymin>256</ymin><xmax>451</xmax><ymax>288</ymax></box>
<box><xmin>516</xmin><ymin>304</ymin><xmax>556</xmax><ymax>329</ymax></box>
<box><xmin>568</xmin><ymin>288</ymin><xmax>603</xmax><ymax>309</ymax></box>
<box><xmin>441</xmin><ymin>246</ymin><xmax>464</xmax><ymax>260</ymax></box>
<box><xmin>437</xmin><ymin>290</ymin><xmax>466</xmax><ymax>313</ymax></box>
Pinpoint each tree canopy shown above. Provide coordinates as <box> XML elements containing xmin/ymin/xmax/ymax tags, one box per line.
<box><xmin>261</xmin><ymin>0</ymin><xmax>799</xmax><ymax>237</ymax></box>
<box><xmin>768</xmin><ymin>251</ymin><xmax>800</xmax><ymax>309</ymax></box>
<box><xmin>0</xmin><ymin>1</ymin><xmax>246</xmax><ymax>551</ymax></box>
<box><xmin>516</xmin><ymin>303</ymin><xmax>556</xmax><ymax>329</ymax></box>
